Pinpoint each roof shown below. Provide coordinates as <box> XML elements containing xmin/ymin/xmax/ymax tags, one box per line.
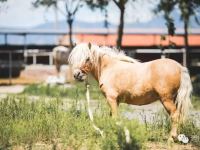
<box><xmin>59</xmin><ymin>33</ymin><xmax>200</xmax><ymax>47</ymax></box>
<box><xmin>1</xmin><ymin>28</ymin><xmax>199</xmax><ymax>47</ymax></box>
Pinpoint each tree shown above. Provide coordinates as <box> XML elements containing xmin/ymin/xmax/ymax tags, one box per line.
<box><xmin>87</xmin><ymin>0</ymin><xmax>131</xmax><ymax>48</ymax></box>
<box><xmin>33</xmin><ymin>0</ymin><xmax>83</xmax><ymax>50</ymax></box>
<box><xmin>177</xmin><ymin>0</ymin><xmax>200</xmax><ymax>68</ymax></box>
<box><xmin>156</xmin><ymin>0</ymin><xmax>176</xmax><ymax>36</ymax></box>
<box><xmin>155</xmin><ymin>0</ymin><xmax>200</xmax><ymax>68</ymax></box>
<box><xmin>113</xmin><ymin>0</ymin><xmax>129</xmax><ymax>48</ymax></box>
<box><xmin>86</xmin><ymin>0</ymin><xmax>110</xmax><ymax>33</ymax></box>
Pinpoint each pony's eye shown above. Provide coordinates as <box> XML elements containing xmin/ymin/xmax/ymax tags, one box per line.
<box><xmin>86</xmin><ymin>57</ymin><xmax>90</xmax><ymax>62</ymax></box>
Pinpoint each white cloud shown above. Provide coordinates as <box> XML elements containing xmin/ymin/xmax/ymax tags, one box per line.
<box><xmin>0</xmin><ymin>0</ymin><xmax>57</xmax><ymax>28</ymax></box>
<box><xmin>0</xmin><ymin>0</ymin><xmax>158</xmax><ymax>28</ymax></box>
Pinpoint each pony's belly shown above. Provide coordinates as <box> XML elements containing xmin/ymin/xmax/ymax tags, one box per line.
<box><xmin>118</xmin><ymin>91</ymin><xmax>159</xmax><ymax>105</ymax></box>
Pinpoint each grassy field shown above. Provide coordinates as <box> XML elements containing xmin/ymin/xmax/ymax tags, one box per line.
<box><xmin>0</xmin><ymin>95</ymin><xmax>148</xmax><ymax>149</ymax></box>
<box><xmin>22</xmin><ymin>79</ymin><xmax>105</xmax><ymax>100</ymax></box>
<box><xmin>0</xmin><ymin>81</ymin><xmax>200</xmax><ymax>149</ymax></box>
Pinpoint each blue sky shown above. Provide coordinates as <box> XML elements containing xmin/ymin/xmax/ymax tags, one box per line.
<box><xmin>0</xmin><ymin>0</ymin><xmax>158</xmax><ymax>28</ymax></box>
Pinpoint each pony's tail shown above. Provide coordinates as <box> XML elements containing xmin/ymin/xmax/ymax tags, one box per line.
<box><xmin>175</xmin><ymin>67</ymin><xmax>192</xmax><ymax>122</ymax></box>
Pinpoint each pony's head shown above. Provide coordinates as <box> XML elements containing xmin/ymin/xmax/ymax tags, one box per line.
<box><xmin>68</xmin><ymin>43</ymin><xmax>99</xmax><ymax>81</ymax></box>
<box><xmin>69</xmin><ymin>43</ymin><xmax>139</xmax><ymax>81</ymax></box>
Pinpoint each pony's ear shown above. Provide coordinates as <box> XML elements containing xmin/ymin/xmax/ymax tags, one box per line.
<box><xmin>88</xmin><ymin>42</ymin><xmax>92</xmax><ymax>49</ymax></box>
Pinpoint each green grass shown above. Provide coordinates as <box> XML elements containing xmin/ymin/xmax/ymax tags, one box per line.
<box><xmin>179</xmin><ymin>119</ymin><xmax>200</xmax><ymax>147</ymax></box>
<box><xmin>145</xmin><ymin>110</ymin><xmax>171</xmax><ymax>142</ymax></box>
<box><xmin>22</xmin><ymin>83</ymin><xmax>200</xmax><ymax>111</ymax></box>
<box><xmin>0</xmin><ymin>95</ymin><xmax>147</xmax><ymax>149</ymax></box>
<box><xmin>146</xmin><ymin>109</ymin><xmax>200</xmax><ymax>147</ymax></box>
<box><xmin>1</xmin><ymin>81</ymin><xmax>200</xmax><ymax>149</ymax></box>
<box><xmin>22</xmin><ymin>79</ymin><xmax>105</xmax><ymax>101</ymax></box>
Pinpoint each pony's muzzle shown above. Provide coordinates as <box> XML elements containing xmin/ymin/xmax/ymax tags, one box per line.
<box><xmin>73</xmin><ymin>69</ymin><xmax>87</xmax><ymax>82</ymax></box>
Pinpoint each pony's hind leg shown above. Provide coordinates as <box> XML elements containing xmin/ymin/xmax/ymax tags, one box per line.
<box><xmin>160</xmin><ymin>97</ymin><xmax>179</xmax><ymax>142</ymax></box>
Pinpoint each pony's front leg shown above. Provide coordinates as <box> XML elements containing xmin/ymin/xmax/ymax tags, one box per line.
<box><xmin>100</xmin><ymin>85</ymin><xmax>118</xmax><ymax>117</ymax></box>
<box><xmin>106</xmin><ymin>95</ymin><xmax>118</xmax><ymax>118</ymax></box>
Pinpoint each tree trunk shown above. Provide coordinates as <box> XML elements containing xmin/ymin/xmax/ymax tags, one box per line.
<box><xmin>67</xmin><ymin>18</ymin><xmax>74</xmax><ymax>83</ymax></box>
<box><xmin>184</xmin><ymin>20</ymin><xmax>189</xmax><ymax>68</ymax></box>
<box><xmin>67</xmin><ymin>18</ymin><xmax>73</xmax><ymax>51</ymax></box>
<box><xmin>116</xmin><ymin>7</ymin><xmax>125</xmax><ymax>48</ymax></box>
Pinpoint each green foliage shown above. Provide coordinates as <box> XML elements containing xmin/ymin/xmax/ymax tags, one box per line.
<box><xmin>155</xmin><ymin>0</ymin><xmax>176</xmax><ymax>36</ymax></box>
<box><xmin>178</xmin><ymin>0</ymin><xmax>199</xmax><ymax>24</ymax></box>
<box><xmin>86</xmin><ymin>0</ymin><xmax>109</xmax><ymax>10</ymax></box>
<box><xmin>155</xmin><ymin>0</ymin><xmax>200</xmax><ymax>36</ymax></box>
<box><xmin>33</xmin><ymin>0</ymin><xmax>56</xmax><ymax>8</ymax></box>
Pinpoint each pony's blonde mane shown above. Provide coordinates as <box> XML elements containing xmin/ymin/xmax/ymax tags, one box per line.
<box><xmin>68</xmin><ymin>43</ymin><xmax>139</xmax><ymax>68</ymax></box>
<box><xmin>100</xmin><ymin>46</ymin><xmax>139</xmax><ymax>63</ymax></box>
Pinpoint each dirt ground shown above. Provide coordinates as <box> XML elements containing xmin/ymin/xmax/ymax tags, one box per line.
<box><xmin>10</xmin><ymin>142</ymin><xmax>200</xmax><ymax>150</ymax></box>
<box><xmin>0</xmin><ymin>65</ymin><xmax>57</xmax><ymax>85</ymax></box>
<box><xmin>146</xmin><ymin>142</ymin><xmax>199</xmax><ymax>150</ymax></box>
<box><xmin>0</xmin><ymin>65</ymin><xmax>57</xmax><ymax>94</ymax></box>
<box><xmin>0</xmin><ymin>84</ymin><xmax>25</xmax><ymax>94</ymax></box>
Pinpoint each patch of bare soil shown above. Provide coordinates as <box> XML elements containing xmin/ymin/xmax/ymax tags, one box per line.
<box><xmin>0</xmin><ymin>85</ymin><xmax>25</xmax><ymax>94</ymax></box>
<box><xmin>0</xmin><ymin>65</ymin><xmax>57</xmax><ymax>85</ymax></box>
<box><xmin>20</xmin><ymin>65</ymin><xmax>57</xmax><ymax>83</ymax></box>
<box><xmin>11</xmin><ymin>142</ymin><xmax>199</xmax><ymax>150</ymax></box>
<box><xmin>146</xmin><ymin>142</ymin><xmax>199</xmax><ymax>150</ymax></box>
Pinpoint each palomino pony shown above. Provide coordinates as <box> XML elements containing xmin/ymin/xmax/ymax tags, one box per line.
<box><xmin>52</xmin><ymin>46</ymin><xmax>70</xmax><ymax>73</ymax></box>
<box><xmin>68</xmin><ymin>43</ymin><xmax>192</xmax><ymax>142</ymax></box>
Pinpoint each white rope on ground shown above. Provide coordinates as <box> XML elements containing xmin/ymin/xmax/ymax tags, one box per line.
<box><xmin>124</xmin><ymin>126</ymin><xmax>131</xmax><ymax>144</ymax></box>
<box><xmin>86</xmin><ymin>83</ymin><xmax>104</xmax><ymax>137</ymax></box>
<box><xmin>116</xmin><ymin>121</ymin><xmax>131</xmax><ymax>144</ymax></box>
